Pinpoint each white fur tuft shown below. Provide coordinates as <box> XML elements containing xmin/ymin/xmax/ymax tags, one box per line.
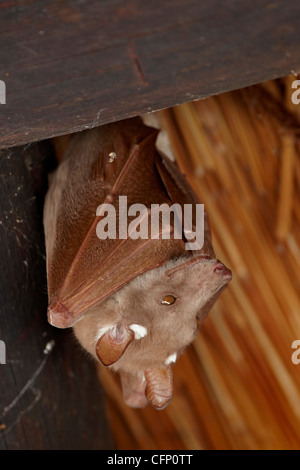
<box><xmin>94</xmin><ymin>325</ymin><xmax>115</xmax><ymax>343</ymax></box>
<box><xmin>165</xmin><ymin>353</ymin><xmax>177</xmax><ymax>365</ymax></box>
<box><xmin>129</xmin><ymin>324</ymin><xmax>147</xmax><ymax>340</ymax></box>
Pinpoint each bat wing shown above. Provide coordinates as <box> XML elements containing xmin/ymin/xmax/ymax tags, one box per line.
<box><xmin>45</xmin><ymin>117</ymin><xmax>203</xmax><ymax>328</ymax></box>
<box><xmin>155</xmin><ymin>152</ymin><xmax>215</xmax><ymax>258</ymax></box>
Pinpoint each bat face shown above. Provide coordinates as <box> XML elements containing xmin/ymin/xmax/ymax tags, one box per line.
<box><xmin>73</xmin><ymin>254</ymin><xmax>231</xmax><ymax>409</ymax></box>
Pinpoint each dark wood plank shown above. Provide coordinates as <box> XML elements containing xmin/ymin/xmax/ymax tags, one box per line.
<box><xmin>0</xmin><ymin>0</ymin><xmax>300</xmax><ymax>148</ymax></box>
<box><xmin>0</xmin><ymin>142</ymin><xmax>113</xmax><ymax>450</ymax></box>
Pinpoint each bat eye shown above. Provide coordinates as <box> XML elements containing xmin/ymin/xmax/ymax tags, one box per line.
<box><xmin>160</xmin><ymin>294</ymin><xmax>176</xmax><ymax>305</ymax></box>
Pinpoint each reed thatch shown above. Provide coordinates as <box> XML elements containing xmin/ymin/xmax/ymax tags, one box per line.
<box><xmin>98</xmin><ymin>75</ymin><xmax>300</xmax><ymax>450</ymax></box>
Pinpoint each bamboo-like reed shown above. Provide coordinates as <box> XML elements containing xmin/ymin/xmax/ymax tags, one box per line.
<box><xmin>98</xmin><ymin>75</ymin><xmax>300</xmax><ymax>450</ymax></box>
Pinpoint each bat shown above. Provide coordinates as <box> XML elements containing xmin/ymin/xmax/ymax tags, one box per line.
<box><xmin>43</xmin><ymin>116</ymin><xmax>232</xmax><ymax>409</ymax></box>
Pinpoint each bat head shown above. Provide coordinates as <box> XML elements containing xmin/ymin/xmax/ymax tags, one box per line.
<box><xmin>73</xmin><ymin>254</ymin><xmax>231</xmax><ymax>409</ymax></box>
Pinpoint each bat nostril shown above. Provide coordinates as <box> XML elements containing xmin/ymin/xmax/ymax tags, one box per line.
<box><xmin>214</xmin><ymin>263</ymin><xmax>224</xmax><ymax>273</ymax></box>
<box><xmin>214</xmin><ymin>262</ymin><xmax>232</xmax><ymax>279</ymax></box>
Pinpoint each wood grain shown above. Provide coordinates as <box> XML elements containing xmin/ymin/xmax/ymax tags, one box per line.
<box><xmin>0</xmin><ymin>141</ymin><xmax>113</xmax><ymax>450</ymax></box>
<box><xmin>98</xmin><ymin>77</ymin><xmax>300</xmax><ymax>450</ymax></box>
<box><xmin>1</xmin><ymin>0</ymin><xmax>300</xmax><ymax>148</ymax></box>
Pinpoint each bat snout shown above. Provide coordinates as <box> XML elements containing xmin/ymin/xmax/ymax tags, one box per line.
<box><xmin>213</xmin><ymin>261</ymin><xmax>232</xmax><ymax>281</ymax></box>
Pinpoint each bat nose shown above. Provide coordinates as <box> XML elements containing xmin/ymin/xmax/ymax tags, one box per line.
<box><xmin>213</xmin><ymin>261</ymin><xmax>232</xmax><ymax>280</ymax></box>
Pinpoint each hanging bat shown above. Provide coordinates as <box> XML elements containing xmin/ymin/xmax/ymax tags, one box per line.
<box><xmin>43</xmin><ymin>116</ymin><xmax>232</xmax><ymax>409</ymax></box>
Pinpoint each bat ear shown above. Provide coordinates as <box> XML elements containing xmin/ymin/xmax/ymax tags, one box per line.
<box><xmin>144</xmin><ymin>366</ymin><xmax>173</xmax><ymax>410</ymax></box>
<box><xmin>96</xmin><ymin>325</ymin><xmax>134</xmax><ymax>366</ymax></box>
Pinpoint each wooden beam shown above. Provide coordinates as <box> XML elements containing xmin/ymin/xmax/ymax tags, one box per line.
<box><xmin>0</xmin><ymin>0</ymin><xmax>300</xmax><ymax>148</ymax></box>
<box><xmin>0</xmin><ymin>142</ymin><xmax>113</xmax><ymax>450</ymax></box>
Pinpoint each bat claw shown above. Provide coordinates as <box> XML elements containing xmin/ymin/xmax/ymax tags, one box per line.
<box><xmin>47</xmin><ymin>301</ymin><xmax>74</xmax><ymax>329</ymax></box>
